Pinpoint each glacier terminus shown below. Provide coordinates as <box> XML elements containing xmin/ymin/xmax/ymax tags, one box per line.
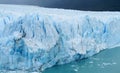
<box><xmin>0</xmin><ymin>4</ymin><xmax>120</xmax><ymax>72</ymax></box>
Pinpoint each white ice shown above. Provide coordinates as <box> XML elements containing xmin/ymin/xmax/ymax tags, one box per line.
<box><xmin>0</xmin><ymin>4</ymin><xmax>120</xmax><ymax>72</ymax></box>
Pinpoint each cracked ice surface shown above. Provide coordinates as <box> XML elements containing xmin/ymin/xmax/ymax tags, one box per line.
<box><xmin>0</xmin><ymin>4</ymin><xmax>120</xmax><ymax>72</ymax></box>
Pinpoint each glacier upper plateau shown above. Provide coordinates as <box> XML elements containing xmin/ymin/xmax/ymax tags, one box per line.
<box><xmin>0</xmin><ymin>4</ymin><xmax>120</xmax><ymax>72</ymax></box>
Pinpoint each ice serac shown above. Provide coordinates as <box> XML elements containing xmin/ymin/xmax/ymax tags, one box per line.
<box><xmin>0</xmin><ymin>4</ymin><xmax>120</xmax><ymax>72</ymax></box>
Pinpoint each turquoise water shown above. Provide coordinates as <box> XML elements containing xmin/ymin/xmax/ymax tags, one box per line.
<box><xmin>43</xmin><ymin>47</ymin><xmax>120</xmax><ymax>73</ymax></box>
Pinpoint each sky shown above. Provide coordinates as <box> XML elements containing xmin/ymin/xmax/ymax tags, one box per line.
<box><xmin>0</xmin><ymin>0</ymin><xmax>120</xmax><ymax>11</ymax></box>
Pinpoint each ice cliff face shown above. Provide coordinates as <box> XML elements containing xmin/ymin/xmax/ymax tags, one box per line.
<box><xmin>0</xmin><ymin>4</ymin><xmax>120</xmax><ymax>72</ymax></box>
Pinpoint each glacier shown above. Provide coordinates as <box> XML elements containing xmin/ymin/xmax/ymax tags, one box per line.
<box><xmin>0</xmin><ymin>4</ymin><xmax>120</xmax><ymax>72</ymax></box>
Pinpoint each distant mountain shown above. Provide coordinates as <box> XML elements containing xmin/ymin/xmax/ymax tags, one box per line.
<box><xmin>0</xmin><ymin>0</ymin><xmax>120</xmax><ymax>11</ymax></box>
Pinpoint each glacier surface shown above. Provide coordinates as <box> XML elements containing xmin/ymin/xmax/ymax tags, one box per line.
<box><xmin>0</xmin><ymin>4</ymin><xmax>120</xmax><ymax>72</ymax></box>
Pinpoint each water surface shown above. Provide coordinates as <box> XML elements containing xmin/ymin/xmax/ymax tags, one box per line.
<box><xmin>43</xmin><ymin>47</ymin><xmax>120</xmax><ymax>73</ymax></box>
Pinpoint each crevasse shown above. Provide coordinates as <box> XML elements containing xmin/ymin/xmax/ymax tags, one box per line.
<box><xmin>0</xmin><ymin>4</ymin><xmax>120</xmax><ymax>72</ymax></box>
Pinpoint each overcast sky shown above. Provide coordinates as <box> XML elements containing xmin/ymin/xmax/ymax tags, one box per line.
<box><xmin>0</xmin><ymin>0</ymin><xmax>120</xmax><ymax>11</ymax></box>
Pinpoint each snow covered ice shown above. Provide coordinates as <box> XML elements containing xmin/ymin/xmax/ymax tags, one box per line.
<box><xmin>0</xmin><ymin>4</ymin><xmax>120</xmax><ymax>72</ymax></box>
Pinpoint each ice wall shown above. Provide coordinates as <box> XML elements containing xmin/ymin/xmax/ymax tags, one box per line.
<box><xmin>0</xmin><ymin>4</ymin><xmax>120</xmax><ymax>72</ymax></box>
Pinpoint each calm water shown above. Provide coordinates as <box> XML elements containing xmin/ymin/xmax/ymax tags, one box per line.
<box><xmin>43</xmin><ymin>47</ymin><xmax>120</xmax><ymax>73</ymax></box>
